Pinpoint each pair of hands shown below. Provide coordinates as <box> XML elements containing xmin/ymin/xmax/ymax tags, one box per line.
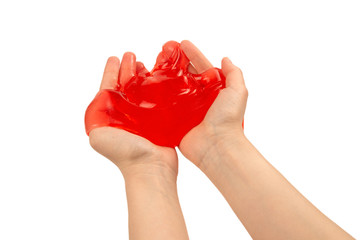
<box><xmin>89</xmin><ymin>40</ymin><xmax>248</xmax><ymax>181</ymax></box>
<box><xmin>87</xmin><ymin>41</ymin><xmax>355</xmax><ymax>240</ymax></box>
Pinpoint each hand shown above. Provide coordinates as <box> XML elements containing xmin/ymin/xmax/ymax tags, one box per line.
<box><xmin>179</xmin><ymin>40</ymin><xmax>248</xmax><ymax>168</ymax></box>
<box><xmin>178</xmin><ymin>41</ymin><xmax>354</xmax><ymax>240</ymax></box>
<box><xmin>88</xmin><ymin>55</ymin><xmax>178</xmax><ymax>180</ymax></box>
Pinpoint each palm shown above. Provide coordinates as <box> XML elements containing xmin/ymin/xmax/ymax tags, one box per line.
<box><xmin>88</xmin><ymin>55</ymin><xmax>178</xmax><ymax>175</ymax></box>
<box><xmin>179</xmin><ymin>88</ymin><xmax>243</xmax><ymax>166</ymax></box>
<box><xmin>90</xmin><ymin>127</ymin><xmax>178</xmax><ymax>175</ymax></box>
<box><xmin>178</xmin><ymin>41</ymin><xmax>247</xmax><ymax>166</ymax></box>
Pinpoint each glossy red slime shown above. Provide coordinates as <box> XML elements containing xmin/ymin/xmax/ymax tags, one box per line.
<box><xmin>85</xmin><ymin>41</ymin><xmax>226</xmax><ymax>147</ymax></box>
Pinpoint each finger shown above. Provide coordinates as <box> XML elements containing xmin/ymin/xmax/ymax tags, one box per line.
<box><xmin>100</xmin><ymin>56</ymin><xmax>120</xmax><ymax>90</ymax></box>
<box><xmin>221</xmin><ymin>57</ymin><xmax>246</xmax><ymax>90</ymax></box>
<box><xmin>136</xmin><ymin>61</ymin><xmax>149</xmax><ymax>75</ymax></box>
<box><xmin>119</xmin><ymin>52</ymin><xmax>136</xmax><ymax>91</ymax></box>
<box><xmin>180</xmin><ymin>40</ymin><xmax>213</xmax><ymax>73</ymax></box>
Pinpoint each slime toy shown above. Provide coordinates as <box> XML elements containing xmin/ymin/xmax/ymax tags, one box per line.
<box><xmin>85</xmin><ymin>41</ymin><xmax>226</xmax><ymax>147</ymax></box>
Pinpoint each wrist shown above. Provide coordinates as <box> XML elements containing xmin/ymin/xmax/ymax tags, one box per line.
<box><xmin>120</xmin><ymin>160</ymin><xmax>178</xmax><ymax>184</ymax></box>
<box><xmin>123</xmin><ymin>165</ymin><xmax>179</xmax><ymax>200</ymax></box>
<box><xmin>198</xmin><ymin>127</ymin><xmax>249</xmax><ymax>172</ymax></box>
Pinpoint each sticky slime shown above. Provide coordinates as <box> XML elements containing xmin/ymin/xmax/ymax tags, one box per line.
<box><xmin>85</xmin><ymin>41</ymin><xmax>226</xmax><ymax>147</ymax></box>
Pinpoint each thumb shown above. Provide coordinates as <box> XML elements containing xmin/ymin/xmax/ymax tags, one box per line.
<box><xmin>221</xmin><ymin>57</ymin><xmax>246</xmax><ymax>91</ymax></box>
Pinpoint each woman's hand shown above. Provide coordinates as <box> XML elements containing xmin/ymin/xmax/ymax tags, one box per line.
<box><xmin>178</xmin><ymin>41</ymin><xmax>354</xmax><ymax>240</ymax></box>
<box><xmin>88</xmin><ymin>55</ymin><xmax>188</xmax><ymax>240</ymax></box>
<box><xmin>88</xmin><ymin>55</ymin><xmax>178</xmax><ymax>181</ymax></box>
<box><xmin>179</xmin><ymin>40</ymin><xmax>248</xmax><ymax>168</ymax></box>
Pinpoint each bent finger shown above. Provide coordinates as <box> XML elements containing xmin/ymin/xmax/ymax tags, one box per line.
<box><xmin>181</xmin><ymin>40</ymin><xmax>213</xmax><ymax>73</ymax></box>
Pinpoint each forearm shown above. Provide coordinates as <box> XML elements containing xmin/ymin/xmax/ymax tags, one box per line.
<box><xmin>200</xmin><ymin>134</ymin><xmax>353</xmax><ymax>240</ymax></box>
<box><xmin>124</xmin><ymin>166</ymin><xmax>188</xmax><ymax>240</ymax></box>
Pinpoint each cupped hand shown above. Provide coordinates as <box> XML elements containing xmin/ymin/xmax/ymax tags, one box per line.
<box><xmin>88</xmin><ymin>55</ymin><xmax>178</xmax><ymax>180</ymax></box>
<box><xmin>179</xmin><ymin>40</ymin><xmax>248</xmax><ymax>168</ymax></box>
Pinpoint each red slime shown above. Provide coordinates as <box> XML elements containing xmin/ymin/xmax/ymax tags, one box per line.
<box><xmin>85</xmin><ymin>41</ymin><xmax>226</xmax><ymax>147</ymax></box>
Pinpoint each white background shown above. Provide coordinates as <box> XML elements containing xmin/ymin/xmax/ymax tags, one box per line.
<box><xmin>0</xmin><ymin>0</ymin><xmax>359</xmax><ymax>239</ymax></box>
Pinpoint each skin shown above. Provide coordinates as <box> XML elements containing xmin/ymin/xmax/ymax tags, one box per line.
<box><xmin>89</xmin><ymin>54</ymin><xmax>188</xmax><ymax>240</ymax></box>
<box><xmin>89</xmin><ymin>41</ymin><xmax>354</xmax><ymax>240</ymax></box>
<box><xmin>179</xmin><ymin>40</ymin><xmax>354</xmax><ymax>240</ymax></box>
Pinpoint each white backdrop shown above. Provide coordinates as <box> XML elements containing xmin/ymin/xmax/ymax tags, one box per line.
<box><xmin>0</xmin><ymin>0</ymin><xmax>359</xmax><ymax>239</ymax></box>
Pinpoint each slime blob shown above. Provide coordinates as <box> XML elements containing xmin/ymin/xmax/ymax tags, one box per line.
<box><xmin>85</xmin><ymin>41</ymin><xmax>226</xmax><ymax>147</ymax></box>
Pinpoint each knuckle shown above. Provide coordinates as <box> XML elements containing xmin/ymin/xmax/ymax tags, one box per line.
<box><xmin>235</xmin><ymin>67</ymin><xmax>243</xmax><ymax>75</ymax></box>
<box><xmin>240</xmin><ymin>87</ymin><xmax>248</xmax><ymax>97</ymax></box>
<box><xmin>229</xmin><ymin>67</ymin><xmax>242</xmax><ymax>76</ymax></box>
<box><xmin>227</xmin><ymin>68</ymin><xmax>244</xmax><ymax>83</ymax></box>
<box><xmin>232</xmin><ymin>67</ymin><xmax>243</xmax><ymax>76</ymax></box>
